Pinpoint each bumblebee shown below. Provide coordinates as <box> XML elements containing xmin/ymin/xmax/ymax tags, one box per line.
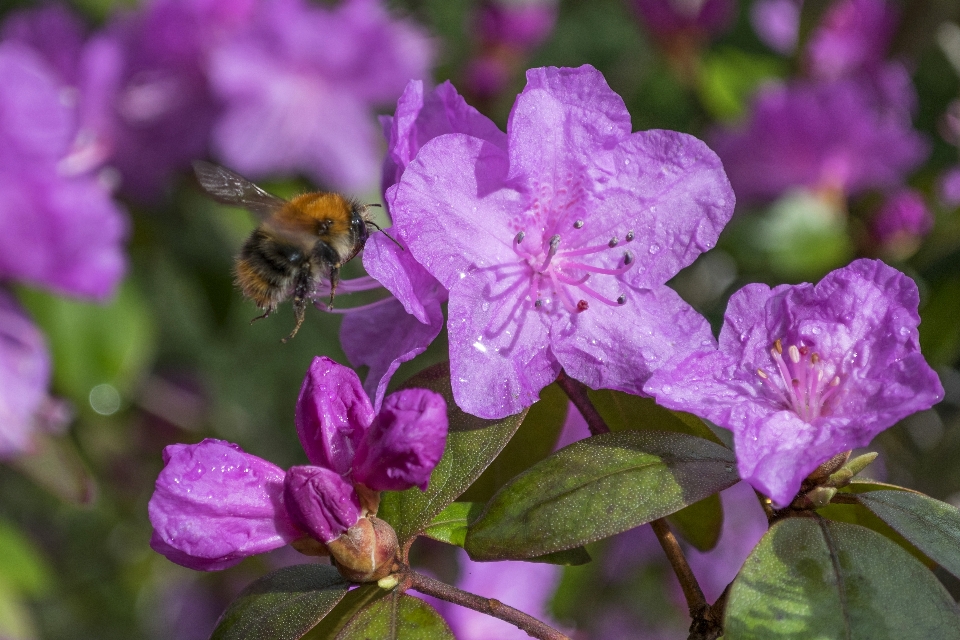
<box><xmin>193</xmin><ymin>161</ymin><xmax>386</xmax><ymax>341</ymax></box>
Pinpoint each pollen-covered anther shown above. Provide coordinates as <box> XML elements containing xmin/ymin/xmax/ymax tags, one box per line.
<box><xmin>757</xmin><ymin>339</ymin><xmax>843</xmax><ymax>422</ymax></box>
<box><xmin>608</xmin><ymin>237</ymin><xmax>619</xmax><ymax>247</ymax></box>
<box><xmin>617</xmin><ymin>294</ymin><xmax>626</xmax><ymax>305</ymax></box>
<box><xmin>626</xmin><ymin>230</ymin><xmax>635</xmax><ymax>242</ymax></box>
<box><xmin>515</xmin><ymin>231</ymin><xmax>526</xmax><ymax>244</ymax></box>
<box><xmin>573</xmin><ymin>219</ymin><xmax>584</xmax><ymax>229</ymax></box>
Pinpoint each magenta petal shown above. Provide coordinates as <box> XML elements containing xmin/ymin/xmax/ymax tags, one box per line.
<box><xmin>283</xmin><ymin>466</ymin><xmax>361</xmax><ymax>544</ymax></box>
<box><xmin>353</xmin><ymin>388</ymin><xmax>448</xmax><ymax>491</ymax></box>
<box><xmin>295</xmin><ymin>357</ymin><xmax>376</xmax><ymax>474</ymax></box>
<box><xmin>362</xmin><ymin>232</ymin><xmax>446</xmax><ymax>326</ymax></box>
<box><xmin>552</xmin><ymin>285</ymin><xmax>716</xmax><ymax>397</ymax></box>
<box><xmin>148</xmin><ymin>439</ymin><xmax>300</xmax><ymax>570</ymax></box>
<box><xmin>149</xmin><ymin>533</ymin><xmax>244</xmax><ymax>572</ymax></box>
<box><xmin>447</xmin><ymin>268</ymin><xmax>559</xmax><ymax>419</ymax></box>
<box><xmin>0</xmin><ymin>291</ymin><xmax>50</xmax><ymax>458</ymax></box>
<box><xmin>340</xmin><ymin>296</ymin><xmax>443</xmax><ymax>413</ymax></box>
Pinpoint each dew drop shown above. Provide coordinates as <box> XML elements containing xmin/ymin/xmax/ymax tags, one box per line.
<box><xmin>648</xmin><ymin>244</ymin><xmax>661</xmax><ymax>254</ymax></box>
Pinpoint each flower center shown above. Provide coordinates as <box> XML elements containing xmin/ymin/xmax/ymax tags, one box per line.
<box><xmin>756</xmin><ymin>339</ymin><xmax>841</xmax><ymax>422</ymax></box>
<box><xmin>510</xmin><ymin>219</ymin><xmax>636</xmax><ymax>314</ymax></box>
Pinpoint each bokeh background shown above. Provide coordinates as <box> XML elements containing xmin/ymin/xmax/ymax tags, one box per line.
<box><xmin>1</xmin><ymin>0</ymin><xmax>959</xmax><ymax>638</ymax></box>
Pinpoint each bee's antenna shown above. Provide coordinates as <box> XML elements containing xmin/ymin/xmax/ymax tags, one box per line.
<box><xmin>364</xmin><ymin>219</ymin><xmax>405</xmax><ymax>251</ymax></box>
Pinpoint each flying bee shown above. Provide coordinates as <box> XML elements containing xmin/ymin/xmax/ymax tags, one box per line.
<box><xmin>193</xmin><ymin>161</ymin><xmax>392</xmax><ymax>342</ymax></box>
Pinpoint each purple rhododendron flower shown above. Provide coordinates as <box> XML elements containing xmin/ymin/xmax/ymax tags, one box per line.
<box><xmin>806</xmin><ymin>0</ymin><xmax>897</xmax><ymax>80</ymax></box>
<box><xmin>711</xmin><ymin>65</ymin><xmax>928</xmax><ymax>203</ymax></box>
<box><xmin>104</xmin><ymin>0</ymin><xmax>253</xmax><ymax>199</ymax></box>
<box><xmin>871</xmin><ymin>188</ymin><xmax>932</xmax><ymax>246</ymax></box>
<box><xmin>631</xmin><ymin>0</ymin><xmax>736</xmax><ymax>38</ymax></box>
<box><xmin>645</xmin><ymin>259</ymin><xmax>944</xmax><ymax>507</ymax></box>
<box><xmin>419</xmin><ymin>549</ymin><xmax>563</xmax><ymax>640</ymax></box>
<box><xmin>339</xmin><ymin>79</ymin><xmax>506</xmax><ymax>407</ymax></box>
<box><xmin>0</xmin><ymin>37</ymin><xmax>127</xmax><ymax>300</ymax></box>
<box><xmin>938</xmin><ymin>166</ymin><xmax>960</xmax><ymax>207</ymax></box>
<box><xmin>0</xmin><ymin>292</ymin><xmax>53</xmax><ymax>457</ymax></box>
<box><xmin>389</xmin><ymin>65</ymin><xmax>733</xmax><ymax>418</ymax></box>
<box><xmin>750</xmin><ymin>0</ymin><xmax>802</xmax><ymax>54</ymax></box>
<box><xmin>208</xmin><ymin>0</ymin><xmax>432</xmax><ymax>192</ymax></box>
<box><xmin>149</xmin><ymin>357</ymin><xmax>447</xmax><ymax>569</ymax></box>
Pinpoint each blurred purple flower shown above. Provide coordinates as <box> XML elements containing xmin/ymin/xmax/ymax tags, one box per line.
<box><xmin>0</xmin><ymin>34</ymin><xmax>127</xmax><ymax>300</ymax></box>
<box><xmin>645</xmin><ymin>259</ymin><xmax>943</xmax><ymax>506</ymax></box>
<box><xmin>339</xmin><ymin>79</ymin><xmax>505</xmax><ymax>407</ymax></box>
<box><xmin>685</xmin><ymin>481</ymin><xmax>768</xmax><ymax>602</ymax></box>
<box><xmin>750</xmin><ymin>0</ymin><xmax>802</xmax><ymax>55</ymax></box>
<box><xmin>871</xmin><ymin>188</ymin><xmax>932</xmax><ymax>248</ymax></box>
<box><xmin>149</xmin><ymin>357</ymin><xmax>447</xmax><ymax>570</ymax></box>
<box><xmin>389</xmin><ymin>65</ymin><xmax>733</xmax><ymax>418</ymax></box>
<box><xmin>938</xmin><ymin>166</ymin><xmax>960</xmax><ymax>208</ymax></box>
<box><xmin>0</xmin><ymin>292</ymin><xmax>54</xmax><ymax>457</ymax></box>
<box><xmin>419</xmin><ymin>549</ymin><xmax>563</xmax><ymax>640</ymax></box>
<box><xmin>208</xmin><ymin>0</ymin><xmax>433</xmax><ymax>192</ymax></box>
<box><xmin>711</xmin><ymin>65</ymin><xmax>928</xmax><ymax>203</ymax></box>
<box><xmin>806</xmin><ymin>0</ymin><xmax>897</xmax><ymax>80</ymax></box>
<box><xmin>104</xmin><ymin>0</ymin><xmax>254</xmax><ymax>199</ymax></box>
<box><xmin>631</xmin><ymin>0</ymin><xmax>736</xmax><ymax>39</ymax></box>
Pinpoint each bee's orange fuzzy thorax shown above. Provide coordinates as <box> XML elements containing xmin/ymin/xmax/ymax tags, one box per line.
<box><xmin>279</xmin><ymin>193</ymin><xmax>353</xmax><ymax>241</ymax></box>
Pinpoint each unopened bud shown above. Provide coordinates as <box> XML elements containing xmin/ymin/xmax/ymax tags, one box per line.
<box><xmin>327</xmin><ymin>517</ymin><xmax>399</xmax><ymax>583</ymax></box>
<box><xmin>291</xmin><ymin>536</ymin><xmax>329</xmax><ymax>557</ymax></box>
<box><xmin>805</xmin><ymin>486</ymin><xmax>837</xmax><ymax>509</ymax></box>
<box><xmin>807</xmin><ymin>451</ymin><xmax>851</xmax><ymax>482</ymax></box>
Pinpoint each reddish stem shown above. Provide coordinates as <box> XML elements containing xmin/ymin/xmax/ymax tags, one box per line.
<box><xmin>555</xmin><ymin>371</ymin><xmax>610</xmax><ymax>436</ymax></box>
<box><xmin>404</xmin><ymin>571</ymin><xmax>570</xmax><ymax>640</ymax></box>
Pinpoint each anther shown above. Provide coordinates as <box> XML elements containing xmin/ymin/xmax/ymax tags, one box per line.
<box><xmin>535</xmin><ymin>299</ymin><xmax>543</xmax><ymax>308</ymax></box>
<box><xmin>811</xmin><ymin>353</ymin><xmax>820</xmax><ymax>364</ymax></box>
<box><xmin>608</xmin><ymin>237</ymin><xmax>619</xmax><ymax>248</ymax></box>
<box><xmin>774</xmin><ymin>339</ymin><xmax>783</xmax><ymax>354</ymax></box>
<box><xmin>623</xmin><ymin>251</ymin><xmax>634</xmax><ymax>265</ymax></box>
<box><xmin>515</xmin><ymin>231</ymin><xmax>525</xmax><ymax>244</ymax></box>
<box><xmin>788</xmin><ymin>345</ymin><xmax>800</xmax><ymax>364</ymax></box>
<box><xmin>617</xmin><ymin>294</ymin><xmax>626</xmax><ymax>305</ymax></box>
<box><xmin>577</xmin><ymin>300</ymin><xmax>589</xmax><ymax>312</ymax></box>
<box><xmin>548</xmin><ymin>234</ymin><xmax>561</xmax><ymax>254</ymax></box>
<box><xmin>573</xmin><ymin>220</ymin><xmax>584</xmax><ymax>229</ymax></box>
<box><xmin>757</xmin><ymin>368</ymin><xmax>768</xmax><ymax>378</ymax></box>
<box><xmin>626</xmin><ymin>230</ymin><xmax>635</xmax><ymax>242</ymax></box>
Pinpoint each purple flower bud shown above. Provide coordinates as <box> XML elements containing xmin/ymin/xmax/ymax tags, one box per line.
<box><xmin>806</xmin><ymin>0</ymin><xmax>897</xmax><ymax>80</ymax></box>
<box><xmin>148</xmin><ymin>439</ymin><xmax>302</xmax><ymax>571</ymax></box>
<box><xmin>295</xmin><ymin>356</ymin><xmax>376</xmax><ymax>475</ymax></box>
<box><xmin>475</xmin><ymin>0</ymin><xmax>557</xmax><ymax>50</ymax></box>
<box><xmin>353</xmin><ymin>388</ymin><xmax>448</xmax><ymax>491</ymax></box>
<box><xmin>631</xmin><ymin>0</ymin><xmax>736</xmax><ymax>39</ymax></box>
<box><xmin>750</xmin><ymin>0</ymin><xmax>802</xmax><ymax>54</ymax></box>
<box><xmin>871</xmin><ymin>189</ymin><xmax>932</xmax><ymax>246</ymax></box>
<box><xmin>938</xmin><ymin>166</ymin><xmax>960</xmax><ymax>208</ymax></box>
<box><xmin>282</xmin><ymin>466</ymin><xmax>362</xmax><ymax>544</ymax></box>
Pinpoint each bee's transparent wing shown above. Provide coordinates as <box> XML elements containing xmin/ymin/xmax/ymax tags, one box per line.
<box><xmin>192</xmin><ymin>161</ymin><xmax>287</xmax><ymax>220</ymax></box>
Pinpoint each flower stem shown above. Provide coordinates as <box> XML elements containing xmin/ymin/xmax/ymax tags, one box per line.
<box><xmin>555</xmin><ymin>371</ymin><xmax>610</xmax><ymax>435</ymax></box>
<box><xmin>403</xmin><ymin>570</ymin><xmax>570</xmax><ymax>640</ymax></box>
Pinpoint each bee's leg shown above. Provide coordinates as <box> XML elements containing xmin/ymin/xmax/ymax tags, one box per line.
<box><xmin>327</xmin><ymin>265</ymin><xmax>341</xmax><ymax>310</ymax></box>
<box><xmin>250</xmin><ymin>307</ymin><xmax>273</xmax><ymax>324</ymax></box>
<box><xmin>282</xmin><ymin>273</ymin><xmax>311</xmax><ymax>343</ymax></box>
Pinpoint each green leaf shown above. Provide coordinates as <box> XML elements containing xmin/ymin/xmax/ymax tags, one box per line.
<box><xmin>460</xmin><ymin>382</ymin><xmax>568</xmax><ymax>502</ymax></box>
<box><xmin>0</xmin><ymin>582</ymin><xmax>35</xmax><ymax>640</ymax></box>
<box><xmin>858</xmin><ymin>490</ymin><xmax>960</xmax><ymax>581</ymax></box>
<box><xmin>587</xmin><ymin>388</ymin><xmax>724</xmax><ymax>445</ymax></box>
<box><xmin>465</xmin><ymin>431</ymin><xmax>739</xmax><ymax>560</ymax></box>
<box><xmin>335</xmin><ymin>592</ymin><xmax>454</xmax><ymax>640</ymax></box>
<box><xmin>725</xmin><ymin>519</ymin><xmax>960</xmax><ymax>640</ymax></box>
<box><xmin>666</xmin><ymin>493</ymin><xmax>724</xmax><ymax>552</ymax></box>
<box><xmin>0</xmin><ymin>520</ymin><xmax>53</xmax><ymax>596</ymax></box>
<box><xmin>377</xmin><ymin>363</ymin><xmax>527</xmax><ymax>546</ymax></box>
<box><xmin>18</xmin><ymin>281</ymin><xmax>156</xmax><ymax>408</ymax></box>
<box><xmin>817</xmin><ymin>501</ymin><xmax>933</xmax><ymax>567</ymax></box>
<box><xmin>302</xmin><ymin>585</ymin><xmax>387</xmax><ymax>640</ymax></box>
<box><xmin>839</xmin><ymin>480</ymin><xmax>921</xmax><ymax>495</ymax></box>
<box><xmin>696</xmin><ymin>48</ymin><xmax>786</xmax><ymax>121</ymax></box>
<box><xmin>423</xmin><ymin>502</ymin><xmax>590</xmax><ymax>565</ymax></box>
<box><xmin>210</xmin><ymin>564</ymin><xmax>349</xmax><ymax>640</ymax></box>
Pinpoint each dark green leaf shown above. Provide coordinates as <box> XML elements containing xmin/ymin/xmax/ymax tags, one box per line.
<box><xmin>817</xmin><ymin>501</ymin><xmax>933</xmax><ymax>567</ymax></box>
<box><xmin>858</xmin><ymin>490</ymin><xmax>960</xmax><ymax>580</ymax></box>
<box><xmin>0</xmin><ymin>520</ymin><xmax>52</xmax><ymax>596</ymax></box>
<box><xmin>210</xmin><ymin>564</ymin><xmax>349</xmax><ymax>640</ymax></box>
<box><xmin>725</xmin><ymin>519</ymin><xmax>960</xmax><ymax>640</ymax></box>
<box><xmin>667</xmin><ymin>493</ymin><xmax>723</xmax><ymax>552</ymax></box>
<box><xmin>526</xmin><ymin>547</ymin><xmax>592</xmax><ymax>566</ymax></box>
<box><xmin>465</xmin><ymin>431</ymin><xmax>738</xmax><ymax>560</ymax></box>
<box><xmin>335</xmin><ymin>592</ymin><xmax>454</xmax><ymax>640</ymax></box>
<box><xmin>587</xmin><ymin>388</ymin><xmax>724</xmax><ymax>445</ymax></box>
<box><xmin>460</xmin><ymin>382</ymin><xmax>567</xmax><ymax>502</ymax></box>
<box><xmin>423</xmin><ymin>502</ymin><xmax>485</xmax><ymax>547</ymax></box>
<box><xmin>302</xmin><ymin>585</ymin><xmax>386</xmax><ymax>640</ymax></box>
<box><xmin>839</xmin><ymin>480</ymin><xmax>921</xmax><ymax>495</ymax></box>
<box><xmin>377</xmin><ymin>363</ymin><xmax>527</xmax><ymax>546</ymax></box>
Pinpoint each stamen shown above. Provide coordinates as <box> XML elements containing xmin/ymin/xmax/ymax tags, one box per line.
<box><xmin>576</xmin><ymin>300</ymin><xmax>589</xmax><ymax>312</ymax></box>
<box><xmin>320</xmin><ymin>296</ymin><xmax>395</xmax><ymax>315</ymax></box>
<box><xmin>515</xmin><ymin>231</ymin><xmax>525</xmax><ymax>244</ymax></box>
<box><xmin>617</xmin><ymin>294</ymin><xmax>626</xmax><ymax>305</ymax></box>
<box><xmin>539</xmin><ymin>235</ymin><xmax>561</xmax><ymax>271</ymax></box>
<box><xmin>774</xmin><ymin>339</ymin><xmax>783</xmax><ymax>354</ymax></box>
<box><xmin>762</xmin><ymin>339</ymin><xmax>843</xmax><ymax>422</ymax></box>
<box><xmin>575</xmin><ymin>281</ymin><xmax>623</xmax><ymax>306</ymax></box>
<box><xmin>608</xmin><ymin>237</ymin><xmax>619</xmax><ymax>248</ymax></box>
<box><xmin>623</xmin><ymin>251</ymin><xmax>634</xmax><ymax>265</ymax></box>
<box><xmin>562</xmin><ymin>261</ymin><xmax>632</xmax><ymax>276</ymax></box>
<box><xmin>788</xmin><ymin>345</ymin><xmax>800</xmax><ymax>364</ymax></box>
<box><xmin>626</xmin><ymin>230</ymin><xmax>635</xmax><ymax>242</ymax></box>
<box><xmin>573</xmin><ymin>220</ymin><xmax>584</xmax><ymax>229</ymax></box>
